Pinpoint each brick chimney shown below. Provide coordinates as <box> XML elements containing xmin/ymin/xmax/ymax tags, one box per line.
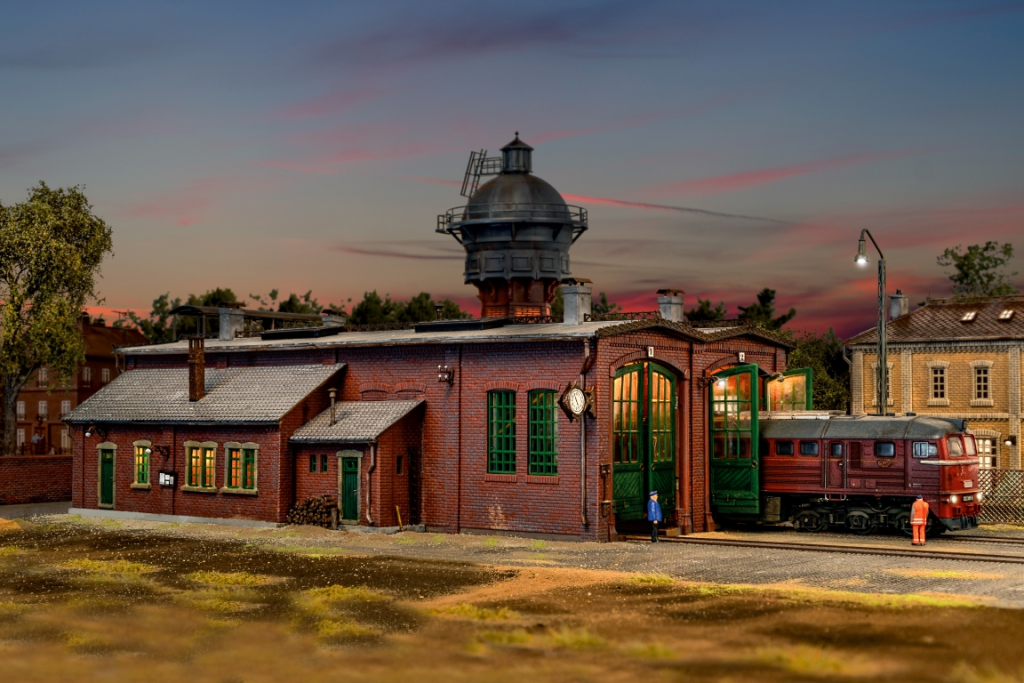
<box><xmin>561</xmin><ymin>278</ymin><xmax>593</xmax><ymax>325</ymax></box>
<box><xmin>656</xmin><ymin>289</ymin><xmax>685</xmax><ymax>322</ymax></box>
<box><xmin>188</xmin><ymin>336</ymin><xmax>205</xmax><ymax>402</ymax></box>
<box><xmin>889</xmin><ymin>289</ymin><xmax>909</xmax><ymax>321</ymax></box>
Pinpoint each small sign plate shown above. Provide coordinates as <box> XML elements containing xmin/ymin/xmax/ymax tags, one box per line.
<box><xmin>158</xmin><ymin>472</ymin><xmax>178</xmax><ymax>488</ymax></box>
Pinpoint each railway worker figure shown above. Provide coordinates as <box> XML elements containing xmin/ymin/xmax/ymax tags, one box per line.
<box><xmin>647</xmin><ymin>491</ymin><xmax>663</xmax><ymax>543</ymax></box>
<box><xmin>911</xmin><ymin>495</ymin><xmax>930</xmax><ymax>546</ymax></box>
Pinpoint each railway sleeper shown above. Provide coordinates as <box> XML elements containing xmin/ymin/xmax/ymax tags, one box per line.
<box><xmin>786</xmin><ymin>497</ymin><xmax>945</xmax><ymax>538</ymax></box>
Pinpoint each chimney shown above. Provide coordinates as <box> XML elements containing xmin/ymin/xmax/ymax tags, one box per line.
<box><xmin>328</xmin><ymin>388</ymin><xmax>337</xmax><ymax>426</ymax></box>
<box><xmin>188</xmin><ymin>336</ymin><xmax>205</xmax><ymax>402</ymax></box>
<box><xmin>561</xmin><ymin>278</ymin><xmax>593</xmax><ymax>325</ymax></box>
<box><xmin>218</xmin><ymin>307</ymin><xmax>245</xmax><ymax>340</ymax></box>
<box><xmin>889</xmin><ymin>289</ymin><xmax>909</xmax><ymax>321</ymax></box>
<box><xmin>656</xmin><ymin>289</ymin><xmax>685</xmax><ymax>322</ymax></box>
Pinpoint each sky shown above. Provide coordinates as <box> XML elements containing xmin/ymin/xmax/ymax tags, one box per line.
<box><xmin>1</xmin><ymin>0</ymin><xmax>1023</xmax><ymax>337</ymax></box>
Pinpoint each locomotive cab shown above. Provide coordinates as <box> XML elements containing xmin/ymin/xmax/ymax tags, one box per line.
<box><xmin>928</xmin><ymin>433</ymin><xmax>982</xmax><ymax>530</ymax></box>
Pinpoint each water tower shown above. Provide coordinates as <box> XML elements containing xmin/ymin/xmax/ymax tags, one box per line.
<box><xmin>436</xmin><ymin>134</ymin><xmax>588</xmax><ymax>318</ymax></box>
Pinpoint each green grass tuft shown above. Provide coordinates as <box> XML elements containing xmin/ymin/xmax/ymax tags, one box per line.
<box><xmin>60</xmin><ymin>559</ymin><xmax>156</xmax><ymax>574</ymax></box>
<box><xmin>185</xmin><ymin>570</ymin><xmax>275</xmax><ymax>587</ymax></box>
<box><xmin>549</xmin><ymin>627</ymin><xmax>608</xmax><ymax>650</ymax></box>
<box><xmin>479</xmin><ymin>629</ymin><xmax>532</xmax><ymax>646</ymax></box>
<box><xmin>630</xmin><ymin>573</ymin><xmax>674</xmax><ymax>585</ymax></box>
<box><xmin>432</xmin><ymin>603</ymin><xmax>519</xmax><ymax>620</ymax></box>
<box><xmin>315</xmin><ymin>618</ymin><xmax>378</xmax><ymax>643</ymax></box>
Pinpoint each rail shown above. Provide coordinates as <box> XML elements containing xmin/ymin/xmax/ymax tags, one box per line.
<box><xmin>437</xmin><ymin>203</ymin><xmax>588</xmax><ymax>232</ymax></box>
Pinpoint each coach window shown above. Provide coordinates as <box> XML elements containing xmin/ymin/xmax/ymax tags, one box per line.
<box><xmin>912</xmin><ymin>442</ymin><xmax>938</xmax><ymax>458</ymax></box>
<box><xmin>775</xmin><ymin>441</ymin><xmax>794</xmax><ymax>456</ymax></box>
<box><xmin>830</xmin><ymin>442</ymin><xmax>843</xmax><ymax>457</ymax></box>
<box><xmin>875</xmin><ymin>442</ymin><xmax>896</xmax><ymax>458</ymax></box>
<box><xmin>799</xmin><ymin>441</ymin><xmax>819</xmax><ymax>457</ymax></box>
<box><xmin>946</xmin><ymin>436</ymin><xmax>964</xmax><ymax>457</ymax></box>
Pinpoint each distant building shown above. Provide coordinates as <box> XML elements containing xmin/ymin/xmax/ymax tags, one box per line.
<box><xmin>847</xmin><ymin>294</ymin><xmax>1023</xmax><ymax>469</ymax></box>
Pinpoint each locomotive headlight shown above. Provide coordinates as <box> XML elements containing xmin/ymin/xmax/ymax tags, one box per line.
<box><xmin>949</xmin><ymin>494</ymin><xmax>959</xmax><ymax>504</ymax></box>
<box><xmin>975</xmin><ymin>491</ymin><xmax>984</xmax><ymax>503</ymax></box>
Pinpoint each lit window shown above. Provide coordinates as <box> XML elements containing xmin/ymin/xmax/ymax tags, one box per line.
<box><xmin>975</xmin><ymin>367</ymin><xmax>990</xmax><ymax>400</ymax></box>
<box><xmin>38</xmin><ymin>401</ymin><xmax>48</xmax><ymax>419</ymax></box>
<box><xmin>61</xmin><ymin>429</ymin><xmax>71</xmax><ymax>452</ymax></box>
<box><xmin>135</xmin><ymin>444</ymin><xmax>150</xmax><ymax>485</ymax></box>
<box><xmin>978</xmin><ymin>438</ymin><xmax>998</xmax><ymax>468</ymax></box>
<box><xmin>961</xmin><ymin>311</ymin><xmax>977</xmax><ymax>322</ymax></box>
<box><xmin>487</xmin><ymin>391</ymin><xmax>516</xmax><ymax>474</ymax></box>
<box><xmin>227</xmin><ymin>445</ymin><xmax>257</xmax><ymax>490</ymax></box>
<box><xmin>17</xmin><ymin>429</ymin><xmax>25</xmax><ymax>448</ymax></box>
<box><xmin>999</xmin><ymin>309</ymin><xmax>1015</xmax><ymax>321</ymax></box>
<box><xmin>528</xmin><ymin>390</ymin><xmax>558</xmax><ymax>476</ymax></box>
<box><xmin>187</xmin><ymin>443</ymin><xmax>217</xmax><ymax>488</ymax></box>
<box><xmin>61</xmin><ymin>400</ymin><xmax>71</xmax><ymax>416</ymax></box>
<box><xmin>16</xmin><ymin>401</ymin><xmax>25</xmax><ymax>420</ymax></box>
<box><xmin>101</xmin><ymin>368</ymin><xmax>111</xmax><ymax>384</ymax></box>
<box><xmin>932</xmin><ymin>367</ymin><xmax>945</xmax><ymax>399</ymax></box>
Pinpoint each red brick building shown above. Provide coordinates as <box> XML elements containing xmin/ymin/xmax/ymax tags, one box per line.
<box><xmin>64</xmin><ymin>136</ymin><xmax>794</xmax><ymax>538</ymax></box>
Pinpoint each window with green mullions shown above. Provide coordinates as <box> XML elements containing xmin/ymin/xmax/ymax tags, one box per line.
<box><xmin>487</xmin><ymin>391</ymin><xmax>516</xmax><ymax>474</ymax></box>
<box><xmin>188</xmin><ymin>446</ymin><xmax>216</xmax><ymax>488</ymax></box>
<box><xmin>227</xmin><ymin>448</ymin><xmax>256</xmax><ymax>490</ymax></box>
<box><xmin>134</xmin><ymin>445</ymin><xmax>149</xmax><ymax>485</ymax></box>
<box><xmin>528</xmin><ymin>390</ymin><xmax>558</xmax><ymax>475</ymax></box>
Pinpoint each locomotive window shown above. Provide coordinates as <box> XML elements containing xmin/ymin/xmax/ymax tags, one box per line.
<box><xmin>964</xmin><ymin>436</ymin><xmax>977</xmax><ymax>456</ymax></box>
<box><xmin>830</xmin><ymin>442</ymin><xmax>843</xmax><ymax>457</ymax></box>
<box><xmin>775</xmin><ymin>441</ymin><xmax>794</xmax><ymax>456</ymax></box>
<box><xmin>875</xmin><ymin>442</ymin><xmax>895</xmax><ymax>457</ymax></box>
<box><xmin>912</xmin><ymin>442</ymin><xmax>938</xmax><ymax>458</ymax></box>
<box><xmin>799</xmin><ymin>441</ymin><xmax>819</xmax><ymax>457</ymax></box>
<box><xmin>946</xmin><ymin>437</ymin><xmax>964</xmax><ymax>457</ymax></box>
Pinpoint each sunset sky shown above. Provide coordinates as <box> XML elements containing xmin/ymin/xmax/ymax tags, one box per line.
<box><xmin>2</xmin><ymin>1</ymin><xmax>1022</xmax><ymax>337</ymax></box>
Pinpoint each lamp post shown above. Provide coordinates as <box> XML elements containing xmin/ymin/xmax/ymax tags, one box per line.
<box><xmin>855</xmin><ymin>229</ymin><xmax>887</xmax><ymax>415</ymax></box>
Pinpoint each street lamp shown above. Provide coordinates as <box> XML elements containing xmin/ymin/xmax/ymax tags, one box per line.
<box><xmin>855</xmin><ymin>229</ymin><xmax>887</xmax><ymax>415</ymax></box>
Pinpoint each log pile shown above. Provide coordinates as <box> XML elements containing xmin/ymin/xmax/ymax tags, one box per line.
<box><xmin>286</xmin><ymin>495</ymin><xmax>338</xmax><ymax>528</ymax></box>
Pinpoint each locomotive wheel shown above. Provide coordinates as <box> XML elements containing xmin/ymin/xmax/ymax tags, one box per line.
<box><xmin>845</xmin><ymin>510</ymin><xmax>877</xmax><ymax>535</ymax></box>
<box><xmin>925</xmin><ymin>514</ymin><xmax>946</xmax><ymax>539</ymax></box>
<box><xmin>894</xmin><ymin>512</ymin><xmax>912</xmax><ymax>537</ymax></box>
<box><xmin>793</xmin><ymin>509</ymin><xmax>825</xmax><ymax>532</ymax></box>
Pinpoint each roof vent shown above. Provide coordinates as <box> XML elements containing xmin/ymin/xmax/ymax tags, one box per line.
<box><xmin>961</xmin><ymin>311</ymin><xmax>977</xmax><ymax>322</ymax></box>
<box><xmin>999</xmin><ymin>309</ymin><xmax>1015</xmax><ymax>321</ymax></box>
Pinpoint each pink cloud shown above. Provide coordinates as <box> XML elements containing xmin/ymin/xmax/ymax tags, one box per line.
<box><xmin>274</xmin><ymin>88</ymin><xmax>382</xmax><ymax>121</ymax></box>
<box><xmin>648</xmin><ymin>148</ymin><xmax>936</xmax><ymax>198</ymax></box>
<box><xmin>114</xmin><ymin>175</ymin><xmax>272</xmax><ymax>226</ymax></box>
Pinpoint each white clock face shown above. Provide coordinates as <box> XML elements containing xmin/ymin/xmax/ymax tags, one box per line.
<box><xmin>567</xmin><ymin>388</ymin><xmax>586</xmax><ymax>415</ymax></box>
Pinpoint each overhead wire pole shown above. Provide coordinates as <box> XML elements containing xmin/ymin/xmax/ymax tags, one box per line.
<box><xmin>856</xmin><ymin>229</ymin><xmax>887</xmax><ymax>415</ymax></box>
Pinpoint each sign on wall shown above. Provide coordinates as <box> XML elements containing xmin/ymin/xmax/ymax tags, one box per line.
<box><xmin>158</xmin><ymin>472</ymin><xmax>177</xmax><ymax>487</ymax></box>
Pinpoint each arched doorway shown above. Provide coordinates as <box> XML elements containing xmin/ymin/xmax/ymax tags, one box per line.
<box><xmin>612</xmin><ymin>362</ymin><xmax>676</xmax><ymax>525</ymax></box>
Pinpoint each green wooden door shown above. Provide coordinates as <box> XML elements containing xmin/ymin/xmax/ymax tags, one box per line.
<box><xmin>99</xmin><ymin>448</ymin><xmax>115</xmax><ymax>507</ymax></box>
<box><xmin>612</xmin><ymin>363</ymin><xmax>677</xmax><ymax>521</ymax></box>
<box><xmin>341</xmin><ymin>457</ymin><xmax>359</xmax><ymax>521</ymax></box>
<box><xmin>709</xmin><ymin>364</ymin><xmax>760</xmax><ymax>515</ymax></box>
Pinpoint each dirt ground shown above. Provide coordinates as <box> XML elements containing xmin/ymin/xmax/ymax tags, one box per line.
<box><xmin>2</xmin><ymin>519</ymin><xmax>1024</xmax><ymax>683</ymax></box>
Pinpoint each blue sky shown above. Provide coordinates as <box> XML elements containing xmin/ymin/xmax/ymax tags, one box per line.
<box><xmin>2</xmin><ymin>1</ymin><xmax>1022</xmax><ymax>335</ymax></box>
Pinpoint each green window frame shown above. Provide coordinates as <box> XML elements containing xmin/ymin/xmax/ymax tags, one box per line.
<box><xmin>243</xmin><ymin>449</ymin><xmax>256</xmax><ymax>489</ymax></box>
<box><xmin>228</xmin><ymin>448</ymin><xmax>242</xmax><ymax>488</ymax></box>
<box><xmin>320</xmin><ymin>453</ymin><xmax>329</xmax><ymax>473</ymax></box>
<box><xmin>188</xmin><ymin>444</ymin><xmax>217</xmax><ymax>488</ymax></box>
<box><xmin>528</xmin><ymin>390</ymin><xmax>558</xmax><ymax>475</ymax></box>
<box><xmin>487</xmin><ymin>391</ymin><xmax>516</xmax><ymax>474</ymax></box>
<box><xmin>309</xmin><ymin>453</ymin><xmax>317</xmax><ymax>473</ymax></box>
<box><xmin>134</xmin><ymin>445</ymin><xmax>149</xmax><ymax>485</ymax></box>
<box><xmin>225</xmin><ymin>444</ymin><xmax>257</xmax><ymax>490</ymax></box>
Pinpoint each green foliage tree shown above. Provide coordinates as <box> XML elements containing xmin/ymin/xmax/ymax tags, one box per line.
<box><xmin>937</xmin><ymin>242</ymin><xmax>1019</xmax><ymax>298</ymax></box>
<box><xmin>685</xmin><ymin>297</ymin><xmax>727</xmax><ymax>322</ymax></box>
<box><xmin>787</xmin><ymin>328</ymin><xmax>849</xmax><ymax>412</ymax></box>
<box><xmin>117</xmin><ymin>293</ymin><xmax>181</xmax><ymax>344</ymax></box>
<box><xmin>738</xmin><ymin>288</ymin><xmax>795</xmax><ymax>330</ymax></box>
<box><xmin>349</xmin><ymin>291</ymin><xmax>470</xmax><ymax>324</ymax></box>
<box><xmin>0</xmin><ymin>183</ymin><xmax>113</xmax><ymax>455</ymax></box>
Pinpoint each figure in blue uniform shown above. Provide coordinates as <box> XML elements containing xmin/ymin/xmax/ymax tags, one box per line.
<box><xmin>647</xmin><ymin>490</ymin><xmax>663</xmax><ymax>543</ymax></box>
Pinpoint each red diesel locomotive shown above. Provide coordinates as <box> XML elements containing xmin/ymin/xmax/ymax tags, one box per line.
<box><xmin>756</xmin><ymin>415</ymin><xmax>982</xmax><ymax>536</ymax></box>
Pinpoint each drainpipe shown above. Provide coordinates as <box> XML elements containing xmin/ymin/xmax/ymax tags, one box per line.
<box><xmin>580</xmin><ymin>341</ymin><xmax>591</xmax><ymax>528</ymax></box>
<box><xmin>366</xmin><ymin>442</ymin><xmax>376</xmax><ymax>525</ymax></box>
<box><xmin>680</xmin><ymin>364</ymin><xmax>692</xmax><ymax>535</ymax></box>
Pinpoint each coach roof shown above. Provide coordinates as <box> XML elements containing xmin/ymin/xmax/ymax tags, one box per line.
<box><xmin>760</xmin><ymin>415</ymin><xmax>966</xmax><ymax>441</ymax></box>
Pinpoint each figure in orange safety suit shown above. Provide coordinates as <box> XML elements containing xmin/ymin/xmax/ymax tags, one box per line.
<box><xmin>911</xmin><ymin>494</ymin><xmax>930</xmax><ymax>546</ymax></box>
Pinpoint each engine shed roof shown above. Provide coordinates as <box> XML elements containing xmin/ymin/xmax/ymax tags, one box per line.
<box><xmin>760</xmin><ymin>414</ymin><xmax>966</xmax><ymax>441</ymax></box>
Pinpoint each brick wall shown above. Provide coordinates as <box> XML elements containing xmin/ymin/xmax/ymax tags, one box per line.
<box><xmin>0</xmin><ymin>455</ymin><xmax>72</xmax><ymax>505</ymax></box>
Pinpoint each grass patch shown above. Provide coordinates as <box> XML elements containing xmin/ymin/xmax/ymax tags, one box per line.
<box><xmin>0</xmin><ymin>545</ymin><xmax>25</xmax><ymax>557</ymax></box>
<box><xmin>186</xmin><ymin>571</ymin><xmax>275</xmax><ymax>587</ymax></box>
<box><xmin>888</xmin><ymin>569</ymin><xmax>1004</xmax><ymax>580</ymax></box>
<box><xmin>315</xmin><ymin>618</ymin><xmax>379</xmax><ymax>643</ymax></box>
<box><xmin>432</xmin><ymin>603</ymin><xmax>519</xmax><ymax>620</ymax></box>
<box><xmin>270</xmin><ymin>545</ymin><xmax>349</xmax><ymax>557</ymax></box>
<box><xmin>0</xmin><ymin>600</ymin><xmax>30</xmax><ymax>619</ymax></box>
<box><xmin>756</xmin><ymin>645</ymin><xmax>851</xmax><ymax>675</ymax></box>
<box><xmin>482</xmin><ymin>538</ymin><xmax>500</xmax><ymax>548</ymax></box>
<box><xmin>677</xmin><ymin>581</ymin><xmax>983</xmax><ymax>610</ymax></box>
<box><xmin>175</xmin><ymin>591</ymin><xmax>258</xmax><ymax>614</ymax></box>
<box><xmin>630</xmin><ymin>573</ymin><xmax>674</xmax><ymax>586</ymax></box>
<box><xmin>951</xmin><ymin>662</ymin><xmax>1024</xmax><ymax>683</ymax></box>
<box><xmin>549</xmin><ymin>627</ymin><xmax>608</xmax><ymax>650</ymax></box>
<box><xmin>479</xmin><ymin>629</ymin><xmax>532</xmax><ymax>646</ymax></box>
<box><xmin>431</xmin><ymin>535</ymin><xmax>445</xmax><ymax>543</ymax></box>
<box><xmin>530</xmin><ymin>540</ymin><xmax>547</xmax><ymax>550</ymax></box>
<box><xmin>60</xmin><ymin>559</ymin><xmax>156</xmax><ymax>574</ymax></box>
<box><xmin>625</xmin><ymin>641</ymin><xmax>677</xmax><ymax>659</ymax></box>
<box><xmin>64</xmin><ymin>631</ymin><xmax>114</xmax><ymax>654</ymax></box>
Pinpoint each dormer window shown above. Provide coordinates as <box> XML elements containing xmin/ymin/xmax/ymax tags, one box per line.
<box><xmin>961</xmin><ymin>311</ymin><xmax>977</xmax><ymax>322</ymax></box>
<box><xmin>999</xmin><ymin>309</ymin><xmax>1015</xmax><ymax>321</ymax></box>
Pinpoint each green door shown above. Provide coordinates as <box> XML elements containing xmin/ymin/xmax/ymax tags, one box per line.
<box><xmin>341</xmin><ymin>457</ymin><xmax>359</xmax><ymax>521</ymax></box>
<box><xmin>99</xmin><ymin>448</ymin><xmax>115</xmax><ymax>507</ymax></box>
<box><xmin>612</xmin><ymin>362</ymin><xmax>677</xmax><ymax>521</ymax></box>
<box><xmin>709</xmin><ymin>364</ymin><xmax>760</xmax><ymax>515</ymax></box>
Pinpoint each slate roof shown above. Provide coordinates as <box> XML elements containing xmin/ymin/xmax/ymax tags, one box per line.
<box><xmin>847</xmin><ymin>295</ymin><xmax>1024</xmax><ymax>345</ymax></box>
<box><xmin>64</xmin><ymin>364</ymin><xmax>344</xmax><ymax>425</ymax></box>
<box><xmin>121</xmin><ymin>318</ymin><xmax>795</xmax><ymax>355</ymax></box>
<box><xmin>290</xmin><ymin>400</ymin><xmax>424</xmax><ymax>443</ymax></box>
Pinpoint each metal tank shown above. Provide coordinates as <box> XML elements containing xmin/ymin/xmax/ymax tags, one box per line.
<box><xmin>436</xmin><ymin>135</ymin><xmax>588</xmax><ymax>318</ymax></box>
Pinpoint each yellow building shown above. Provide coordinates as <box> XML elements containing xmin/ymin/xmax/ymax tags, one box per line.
<box><xmin>847</xmin><ymin>294</ymin><xmax>1022</xmax><ymax>469</ymax></box>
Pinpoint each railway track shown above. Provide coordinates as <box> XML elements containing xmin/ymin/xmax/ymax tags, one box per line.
<box><xmin>623</xmin><ymin>534</ymin><xmax>1024</xmax><ymax>564</ymax></box>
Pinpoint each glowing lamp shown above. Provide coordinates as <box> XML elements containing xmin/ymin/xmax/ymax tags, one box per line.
<box><xmin>855</xmin><ymin>237</ymin><xmax>868</xmax><ymax>265</ymax></box>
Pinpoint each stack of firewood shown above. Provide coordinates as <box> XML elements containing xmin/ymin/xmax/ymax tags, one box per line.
<box><xmin>286</xmin><ymin>495</ymin><xmax>338</xmax><ymax>528</ymax></box>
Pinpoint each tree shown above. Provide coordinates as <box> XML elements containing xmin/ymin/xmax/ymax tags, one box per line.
<box><xmin>685</xmin><ymin>297</ymin><xmax>727</xmax><ymax>322</ymax></box>
<box><xmin>787</xmin><ymin>328</ymin><xmax>849</xmax><ymax>412</ymax></box>
<box><xmin>937</xmin><ymin>242</ymin><xmax>1019</xmax><ymax>298</ymax></box>
<box><xmin>348</xmin><ymin>291</ymin><xmax>470</xmax><ymax>325</ymax></box>
<box><xmin>0</xmin><ymin>183</ymin><xmax>113</xmax><ymax>455</ymax></box>
<box><xmin>117</xmin><ymin>293</ymin><xmax>181</xmax><ymax>344</ymax></box>
<box><xmin>738</xmin><ymin>288</ymin><xmax>795</xmax><ymax>330</ymax></box>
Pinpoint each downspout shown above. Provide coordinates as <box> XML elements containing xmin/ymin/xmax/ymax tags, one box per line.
<box><xmin>841</xmin><ymin>346</ymin><xmax>853</xmax><ymax>415</ymax></box>
<box><xmin>680</xmin><ymin>363</ymin><xmax>692</xmax><ymax>535</ymax></box>
<box><xmin>366</xmin><ymin>442</ymin><xmax>376</xmax><ymax>525</ymax></box>
<box><xmin>456</xmin><ymin>345</ymin><xmax>463</xmax><ymax>533</ymax></box>
<box><xmin>580</xmin><ymin>341</ymin><xmax>591</xmax><ymax>528</ymax></box>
